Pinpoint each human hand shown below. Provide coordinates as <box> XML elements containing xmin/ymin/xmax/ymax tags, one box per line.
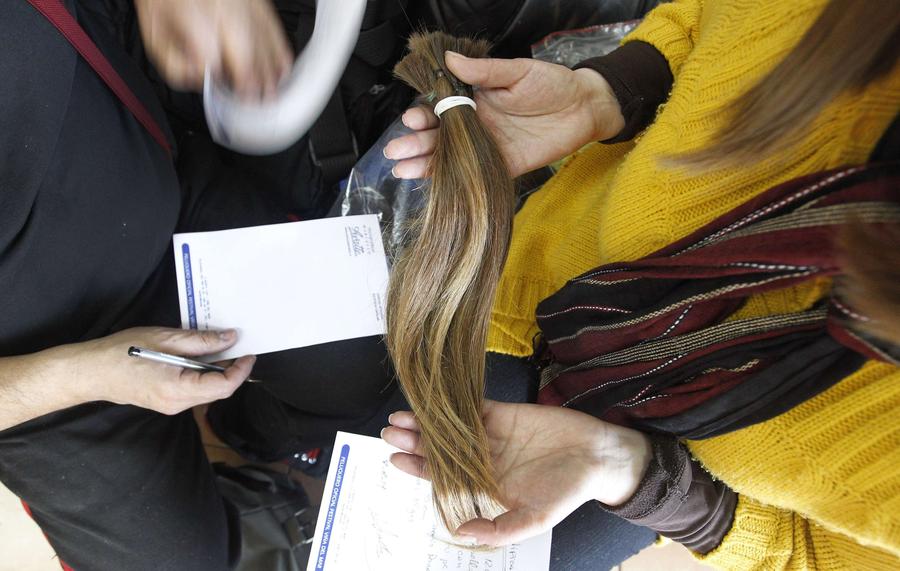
<box><xmin>382</xmin><ymin>400</ymin><xmax>650</xmax><ymax>547</ymax></box>
<box><xmin>134</xmin><ymin>0</ymin><xmax>292</xmax><ymax>97</ymax></box>
<box><xmin>53</xmin><ymin>327</ymin><xmax>255</xmax><ymax>415</ymax></box>
<box><xmin>384</xmin><ymin>52</ymin><xmax>625</xmax><ymax>178</ymax></box>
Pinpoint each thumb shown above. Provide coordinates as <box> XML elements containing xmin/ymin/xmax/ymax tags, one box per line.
<box><xmin>151</xmin><ymin>328</ymin><xmax>238</xmax><ymax>357</ymax></box>
<box><xmin>455</xmin><ymin>509</ymin><xmax>546</xmax><ymax>547</ymax></box>
<box><xmin>445</xmin><ymin>51</ymin><xmax>531</xmax><ymax>89</ymax></box>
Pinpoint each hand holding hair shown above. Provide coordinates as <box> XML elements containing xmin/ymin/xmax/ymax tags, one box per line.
<box><xmin>382</xmin><ymin>401</ymin><xmax>652</xmax><ymax>547</ymax></box>
<box><xmin>386</xmin><ymin>51</ymin><xmax>624</xmax><ymax>179</ymax></box>
<box><xmin>387</xmin><ymin>32</ymin><xmax>517</xmax><ymax>532</ymax></box>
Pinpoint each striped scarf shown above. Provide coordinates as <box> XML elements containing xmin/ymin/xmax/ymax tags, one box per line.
<box><xmin>534</xmin><ymin>163</ymin><xmax>900</xmax><ymax>439</ymax></box>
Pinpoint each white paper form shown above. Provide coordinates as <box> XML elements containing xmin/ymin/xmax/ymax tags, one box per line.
<box><xmin>308</xmin><ymin>432</ymin><xmax>552</xmax><ymax>571</ymax></box>
<box><xmin>172</xmin><ymin>215</ymin><xmax>389</xmax><ymax>361</ymax></box>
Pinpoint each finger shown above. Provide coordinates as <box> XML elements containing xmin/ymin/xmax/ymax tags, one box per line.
<box><xmin>445</xmin><ymin>52</ymin><xmax>531</xmax><ymax>89</ymax></box>
<box><xmin>178</xmin><ymin>355</ymin><xmax>254</xmax><ymax>401</ymax></box>
<box><xmin>388</xmin><ymin>411</ymin><xmax>420</xmax><ymax>431</ymax></box>
<box><xmin>254</xmin><ymin>0</ymin><xmax>292</xmax><ymax>80</ymax></box>
<box><xmin>219</xmin><ymin>20</ymin><xmax>259</xmax><ymax>97</ymax></box>
<box><xmin>159</xmin><ymin>47</ymin><xmax>203</xmax><ymax>90</ymax></box>
<box><xmin>159</xmin><ymin>7</ymin><xmax>218</xmax><ymax>90</ymax></box>
<box><xmin>381</xmin><ymin>426</ymin><xmax>425</xmax><ymax>456</ymax></box>
<box><xmin>392</xmin><ymin>157</ymin><xmax>430</xmax><ymax>179</ymax></box>
<box><xmin>389</xmin><ymin>452</ymin><xmax>430</xmax><ymax>480</ymax></box>
<box><xmin>401</xmin><ymin>106</ymin><xmax>439</xmax><ymax>131</ymax></box>
<box><xmin>262</xmin><ymin>17</ymin><xmax>293</xmax><ymax>83</ymax></box>
<box><xmin>257</xmin><ymin>53</ymin><xmax>280</xmax><ymax>100</ymax></box>
<box><xmin>223</xmin><ymin>355</ymin><xmax>256</xmax><ymax>386</ymax></box>
<box><xmin>152</xmin><ymin>328</ymin><xmax>239</xmax><ymax>357</ymax></box>
<box><xmin>384</xmin><ymin>129</ymin><xmax>438</xmax><ymax>160</ymax></box>
<box><xmin>256</xmin><ymin>33</ymin><xmax>288</xmax><ymax>98</ymax></box>
<box><xmin>456</xmin><ymin>509</ymin><xmax>546</xmax><ymax>548</ymax></box>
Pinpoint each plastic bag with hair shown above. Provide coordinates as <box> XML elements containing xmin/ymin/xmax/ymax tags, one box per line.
<box><xmin>387</xmin><ymin>32</ymin><xmax>515</xmax><ymax>532</ymax></box>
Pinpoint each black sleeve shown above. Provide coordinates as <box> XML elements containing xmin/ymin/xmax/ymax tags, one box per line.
<box><xmin>573</xmin><ymin>40</ymin><xmax>673</xmax><ymax>144</ymax></box>
<box><xmin>601</xmin><ymin>435</ymin><xmax>737</xmax><ymax>554</ymax></box>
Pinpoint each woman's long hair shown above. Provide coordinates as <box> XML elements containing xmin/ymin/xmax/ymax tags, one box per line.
<box><xmin>839</xmin><ymin>222</ymin><xmax>900</xmax><ymax>345</ymax></box>
<box><xmin>388</xmin><ymin>32</ymin><xmax>515</xmax><ymax>531</ymax></box>
<box><xmin>677</xmin><ymin>0</ymin><xmax>899</xmax><ymax>169</ymax></box>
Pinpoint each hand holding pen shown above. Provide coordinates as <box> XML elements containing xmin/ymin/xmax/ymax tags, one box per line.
<box><xmin>128</xmin><ymin>346</ymin><xmax>261</xmax><ymax>383</ymax></box>
<box><xmin>47</xmin><ymin>327</ymin><xmax>257</xmax><ymax>417</ymax></box>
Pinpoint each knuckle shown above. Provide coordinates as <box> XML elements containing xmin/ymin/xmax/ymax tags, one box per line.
<box><xmin>161</xmin><ymin>403</ymin><xmax>183</xmax><ymax>416</ymax></box>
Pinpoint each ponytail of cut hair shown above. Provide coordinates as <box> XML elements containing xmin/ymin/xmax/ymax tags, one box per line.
<box><xmin>388</xmin><ymin>32</ymin><xmax>516</xmax><ymax>531</ymax></box>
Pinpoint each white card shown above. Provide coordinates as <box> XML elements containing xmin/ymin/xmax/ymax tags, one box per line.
<box><xmin>308</xmin><ymin>432</ymin><xmax>552</xmax><ymax>571</ymax></box>
<box><xmin>172</xmin><ymin>215</ymin><xmax>389</xmax><ymax>360</ymax></box>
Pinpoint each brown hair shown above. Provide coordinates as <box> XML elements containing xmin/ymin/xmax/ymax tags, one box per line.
<box><xmin>678</xmin><ymin>0</ymin><xmax>900</xmax><ymax>169</ymax></box>
<box><xmin>388</xmin><ymin>32</ymin><xmax>515</xmax><ymax>530</ymax></box>
<box><xmin>839</xmin><ymin>221</ymin><xmax>900</xmax><ymax>345</ymax></box>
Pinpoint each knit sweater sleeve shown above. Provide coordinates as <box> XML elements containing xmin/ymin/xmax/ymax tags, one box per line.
<box><xmin>698</xmin><ymin>496</ymin><xmax>900</xmax><ymax>570</ymax></box>
<box><xmin>688</xmin><ymin>362</ymin><xmax>900</xmax><ymax>570</ymax></box>
<box><xmin>624</xmin><ymin>0</ymin><xmax>704</xmax><ymax>78</ymax></box>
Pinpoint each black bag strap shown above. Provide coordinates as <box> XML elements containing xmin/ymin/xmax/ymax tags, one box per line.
<box><xmin>307</xmin><ymin>0</ymin><xmax>410</xmax><ymax>187</ymax></box>
<box><xmin>309</xmin><ymin>90</ymin><xmax>359</xmax><ymax>186</ymax></box>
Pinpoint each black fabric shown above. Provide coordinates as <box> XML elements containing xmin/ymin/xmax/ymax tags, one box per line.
<box><xmin>309</xmin><ymin>89</ymin><xmax>359</xmax><ymax>187</ymax></box>
<box><xmin>870</xmin><ymin>114</ymin><xmax>900</xmax><ymax>162</ymax></box>
<box><xmin>0</xmin><ymin>405</ymin><xmax>236</xmax><ymax>571</ymax></box>
<box><xmin>603</xmin><ymin>436</ymin><xmax>737</xmax><ymax>554</ymax></box>
<box><xmin>639</xmin><ymin>333</ymin><xmax>865</xmax><ymax>440</ymax></box>
<box><xmin>569</xmin><ymin>328</ymin><xmax>867</xmax><ymax>440</ymax></box>
<box><xmin>0</xmin><ymin>0</ymin><xmax>179</xmax><ymax>356</ymax></box>
<box><xmin>574</xmin><ymin>40</ymin><xmax>674</xmax><ymax>143</ymax></box>
<box><xmin>214</xmin><ymin>463</ymin><xmax>316</xmax><ymax>571</ymax></box>
<box><xmin>299</xmin><ymin>0</ymin><xmax>413</xmax><ymax>188</ymax></box>
<box><xmin>417</xmin><ymin>0</ymin><xmax>663</xmax><ymax>58</ymax></box>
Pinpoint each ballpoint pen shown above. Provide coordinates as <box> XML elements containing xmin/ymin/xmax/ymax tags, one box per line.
<box><xmin>127</xmin><ymin>346</ymin><xmax>261</xmax><ymax>383</ymax></box>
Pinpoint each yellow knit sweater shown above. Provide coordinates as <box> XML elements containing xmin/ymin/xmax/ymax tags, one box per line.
<box><xmin>486</xmin><ymin>0</ymin><xmax>900</xmax><ymax>569</ymax></box>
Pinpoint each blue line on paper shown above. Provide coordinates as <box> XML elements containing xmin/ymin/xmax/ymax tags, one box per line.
<box><xmin>181</xmin><ymin>243</ymin><xmax>198</xmax><ymax>329</ymax></box>
<box><xmin>316</xmin><ymin>444</ymin><xmax>350</xmax><ymax>570</ymax></box>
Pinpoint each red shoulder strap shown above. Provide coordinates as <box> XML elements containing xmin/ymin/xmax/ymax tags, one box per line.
<box><xmin>26</xmin><ymin>0</ymin><xmax>172</xmax><ymax>156</ymax></box>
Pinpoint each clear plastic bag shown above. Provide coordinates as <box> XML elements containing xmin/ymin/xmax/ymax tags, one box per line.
<box><xmin>531</xmin><ymin>20</ymin><xmax>641</xmax><ymax>67</ymax></box>
<box><xmin>335</xmin><ymin>17</ymin><xmax>642</xmax><ymax>255</ymax></box>
<box><xmin>331</xmin><ymin>117</ymin><xmax>429</xmax><ymax>260</ymax></box>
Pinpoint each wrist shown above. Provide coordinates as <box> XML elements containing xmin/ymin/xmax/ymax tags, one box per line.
<box><xmin>590</xmin><ymin>425</ymin><xmax>652</xmax><ymax>506</ymax></box>
<box><xmin>573</xmin><ymin>68</ymin><xmax>626</xmax><ymax>142</ymax></box>
<box><xmin>38</xmin><ymin>344</ymin><xmax>97</xmax><ymax>408</ymax></box>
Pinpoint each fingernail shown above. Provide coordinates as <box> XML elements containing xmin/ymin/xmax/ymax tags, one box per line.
<box><xmin>445</xmin><ymin>50</ymin><xmax>466</xmax><ymax>61</ymax></box>
<box><xmin>391</xmin><ymin>165</ymin><xmax>399</xmax><ymax>178</ymax></box>
<box><xmin>382</xmin><ymin>145</ymin><xmax>391</xmax><ymax>159</ymax></box>
<box><xmin>380</xmin><ymin>427</ymin><xmax>387</xmax><ymax>438</ymax></box>
<box><xmin>451</xmin><ymin>534</ymin><xmax>479</xmax><ymax>546</ymax></box>
<box><xmin>387</xmin><ymin>413</ymin><xmax>395</xmax><ymax>423</ymax></box>
<box><xmin>219</xmin><ymin>330</ymin><xmax>236</xmax><ymax>342</ymax></box>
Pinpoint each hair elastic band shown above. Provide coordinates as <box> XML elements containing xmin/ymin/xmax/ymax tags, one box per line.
<box><xmin>433</xmin><ymin>95</ymin><xmax>476</xmax><ymax>118</ymax></box>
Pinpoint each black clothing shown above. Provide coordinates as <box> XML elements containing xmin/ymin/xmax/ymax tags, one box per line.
<box><xmin>0</xmin><ymin>3</ymin><xmax>393</xmax><ymax>569</ymax></box>
<box><xmin>0</xmin><ymin>0</ymin><xmax>178</xmax><ymax>356</ymax></box>
<box><xmin>574</xmin><ymin>40</ymin><xmax>674</xmax><ymax>144</ymax></box>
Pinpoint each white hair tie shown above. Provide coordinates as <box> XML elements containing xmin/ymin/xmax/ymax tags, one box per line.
<box><xmin>433</xmin><ymin>96</ymin><xmax>477</xmax><ymax>118</ymax></box>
